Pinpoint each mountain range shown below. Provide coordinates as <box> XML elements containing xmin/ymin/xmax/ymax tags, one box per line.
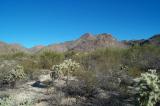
<box><xmin>0</xmin><ymin>33</ymin><xmax>160</xmax><ymax>54</ymax></box>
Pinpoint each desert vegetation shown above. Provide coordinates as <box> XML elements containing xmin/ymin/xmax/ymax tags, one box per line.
<box><xmin>0</xmin><ymin>43</ymin><xmax>160</xmax><ymax>106</ymax></box>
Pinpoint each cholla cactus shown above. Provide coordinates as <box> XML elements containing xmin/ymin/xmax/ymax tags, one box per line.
<box><xmin>0</xmin><ymin>96</ymin><xmax>13</xmax><ymax>106</ymax></box>
<box><xmin>61</xmin><ymin>59</ymin><xmax>80</xmax><ymax>75</ymax></box>
<box><xmin>0</xmin><ymin>95</ymin><xmax>33</xmax><ymax>106</ymax></box>
<box><xmin>50</xmin><ymin>59</ymin><xmax>80</xmax><ymax>81</ymax></box>
<box><xmin>132</xmin><ymin>69</ymin><xmax>160</xmax><ymax>106</ymax></box>
<box><xmin>50</xmin><ymin>65</ymin><xmax>63</xmax><ymax>80</ymax></box>
<box><xmin>0</xmin><ymin>63</ymin><xmax>25</xmax><ymax>88</ymax></box>
<box><xmin>4</xmin><ymin>65</ymin><xmax>25</xmax><ymax>82</ymax></box>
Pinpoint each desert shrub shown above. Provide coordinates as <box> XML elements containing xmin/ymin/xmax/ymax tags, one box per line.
<box><xmin>0</xmin><ymin>96</ymin><xmax>33</xmax><ymax>106</ymax></box>
<box><xmin>48</xmin><ymin>90</ymin><xmax>65</xmax><ymax>106</ymax></box>
<box><xmin>0</xmin><ymin>52</ymin><xmax>28</xmax><ymax>60</ymax></box>
<box><xmin>51</xmin><ymin>59</ymin><xmax>80</xmax><ymax>84</ymax></box>
<box><xmin>72</xmin><ymin>48</ymin><xmax>124</xmax><ymax>75</ymax></box>
<box><xmin>97</xmin><ymin>75</ymin><xmax>121</xmax><ymax>91</ymax></box>
<box><xmin>131</xmin><ymin>69</ymin><xmax>160</xmax><ymax>106</ymax></box>
<box><xmin>64</xmin><ymin>51</ymin><xmax>78</xmax><ymax>59</ymax></box>
<box><xmin>50</xmin><ymin>64</ymin><xmax>63</xmax><ymax>80</ymax></box>
<box><xmin>72</xmin><ymin>52</ymin><xmax>92</xmax><ymax>72</ymax></box>
<box><xmin>69</xmin><ymin>68</ymin><xmax>98</xmax><ymax>97</ymax></box>
<box><xmin>63</xmin><ymin>80</ymin><xmax>86</xmax><ymax>96</ymax></box>
<box><xmin>0</xmin><ymin>53</ymin><xmax>41</xmax><ymax>81</ymax></box>
<box><xmin>127</xmin><ymin>67</ymin><xmax>142</xmax><ymax>78</ymax></box>
<box><xmin>72</xmin><ymin>48</ymin><xmax>129</xmax><ymax>93</ymax></box>
<box><xmin>59</xmin><ymin>59</ymin><xmax>80</xmax><ymax>76</ymax></box>
<box><xmin>39</xmin><ymin>51</ymin><xmax>64</xmax><ymax>69</ymax></box>
<box><xmin>95</xmin><ymin>65</ymin><xmax>131</xmax><ymax>93</ymax></box>
<box><xmin>124</xmin><ymin>45</ymin><xmax>160</xmax><ymax>71</ymax></box>
<box><xmin>10</xmin><ymin>52</ymin><xmax>28</xmax><ymax>59</ymax></box>
<box><xmin>0</xmin><ymin>63</ymin><xmax>25</xmax><ymax>88</ymax></box>
<box><xmin>20</xmin><ymin>59</ymin><xmax>40</xmax><ymax>79</ymax></box>
<box><xmin>70</xmin><ymin>46</ymin><xmax>160</xmax><ymax>79</ymax></box>
<box><xmin>64</xmin><ymin>79</ymin><xmax>97</xmax><ymax>98</ymax></box>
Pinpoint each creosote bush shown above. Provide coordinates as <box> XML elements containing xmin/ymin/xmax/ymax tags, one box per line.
<box><xmin>75</xmin><ymin>70</ymin><xmax>97</xmax><ymax>92</ymax></box>
<box><xmin>39</xmin><ymin>51</ymin><xmax>64</xmax><ymax>69</ymax></box>
<box><xmin>131</xmin><ymin>69</ymin><xmax>160</xmax><ymax>106</ymax></box>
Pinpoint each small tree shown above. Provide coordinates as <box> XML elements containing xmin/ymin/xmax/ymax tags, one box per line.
<box><xmin>131</xmin><ymin>69</ymin><xmax>160</xmax><ymax>106</ymax></box>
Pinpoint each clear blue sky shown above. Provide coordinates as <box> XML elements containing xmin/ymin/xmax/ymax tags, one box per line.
<box><xmin>0</xmin><ymin>0</ymin><xmax>160</xmax><ymax>48</ymax></box>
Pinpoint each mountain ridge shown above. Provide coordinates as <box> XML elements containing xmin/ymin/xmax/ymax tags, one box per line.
<box><xmin>0</xmin><ymin>33</ymin><xmax>160</xmax><ymax>54</ymax></box>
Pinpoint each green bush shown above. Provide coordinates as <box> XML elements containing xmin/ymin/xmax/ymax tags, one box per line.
<box><xmin>39</xmin><ymin>51</ymin><xmax>64</xmax><ymax>69</ymax></box>
<box><xmin>127</xmin><ymin>67</ymin><xmax>142</xmax><ymax>77</ymax></box>
<box><xmin>0</xmin><ymin>52</ymin><xmax>28</xmax><ymax>60</ymax></box>
<box><xmin>75</xmin><ymin>70</ymin><xmax>97</xmax><ymax>90</ymax></box>
<box><xmin>72</xmin><ymin>48</ymin><xmax>124</xmax><ymax>74</ymax></box>
<box><xmin>124</xmin><ymin>45</ymin><xmax>160</xmax><ymax>71</ymax></box>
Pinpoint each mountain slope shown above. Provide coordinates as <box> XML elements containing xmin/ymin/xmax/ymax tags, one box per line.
<box><xmin>38</xmin><ymin>33</ymin><xmax>126</xmax><ymax>53</ymax></box>
<box><xmin>124</xmin><ymin>34</ymin><xmax>160</xmax><ymax>46</ymax></box>
<box><xmin>29</xmin><ymin>45</ymin><xmax>45</xmax><ymax>53</ymax></box>
<box><xmin>0</xmin><ymin>33</ymin><xmax>160</xmax><ymax>54</ymax></box>
<box><xmin>142</xmin><ymin>34</ymin><xmax>160</xmax><ymax>46</ymax></box>
<box><xmin>0</xmin><ymin>41</ymin><xmax>27</xmax><ymax>55</ymax></box>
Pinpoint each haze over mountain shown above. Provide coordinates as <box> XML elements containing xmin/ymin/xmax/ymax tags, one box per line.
<box><xmin>0</xmin><ymin>33</ymin><xmax>160</xmax><ymax>54</ymax></box>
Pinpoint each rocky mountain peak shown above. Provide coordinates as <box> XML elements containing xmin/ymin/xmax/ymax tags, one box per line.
<box><xmin>96</xmin><ymin>33</ymin><xmax>116</xmax><ymax>41</ymax></box>
<box><xmin>80</xmin><ymin>33</ymin><xmax>95</xmax><ymax>40</ymax></box>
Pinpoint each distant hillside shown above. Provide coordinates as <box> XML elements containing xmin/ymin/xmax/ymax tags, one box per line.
<box><xmin>0</xmin><ymin>41</ymin><xmax>27</xmax><ymax>55</ymax></box>
<box><xmin>0</xmin><ymin>33</ymin><xmax>160</xmax><ymax>54</ymax></box>
<box><xmin>124</xmin><ymin>34</ymin><xmax>160</xmax><ymax>46</ymax></box>
<box><xmin>142</xmin><ymin>34</ymin><xmax>160</xmax><ymax>46</ymax></box>
<box><xmin>29</xmin><ymin>45</ymin><xmax>45</xmax><ymax>53</ymax></box>
<box><xmin>38</xmin><ymin>33</ymin><xmax>126</xmax><ymax>53</ymax></box>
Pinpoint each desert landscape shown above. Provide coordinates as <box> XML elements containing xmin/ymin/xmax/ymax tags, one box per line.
<box><xmin>0</xmin><ymin>33</ymin><xmax>160</xmax><ymax>106</ymax></box>
<box><xmin>0</xmin><ymin>0</ymin><xmax>160</xmax><ymax>106</ymax></box>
